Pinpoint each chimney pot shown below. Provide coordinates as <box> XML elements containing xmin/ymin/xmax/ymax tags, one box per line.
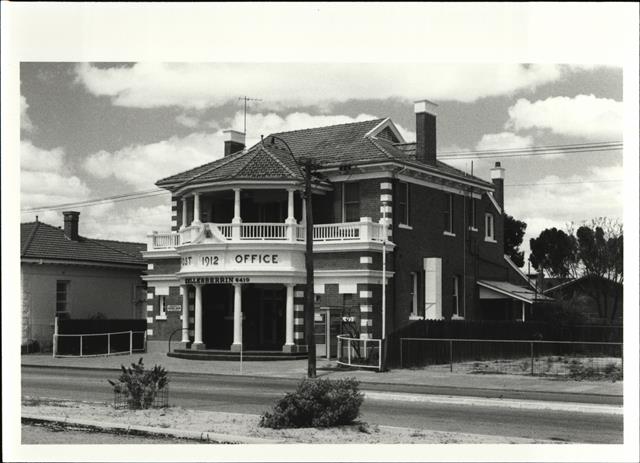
<box><xmin>490</xmin><ymin>163</ymin><xmax>506</xmax><ymax>211</ymax></box>
<box><xmin>414</xmin><ymin>99</ymin><xmax>438</xmax><ymax>166</ymax></box>
<box><xmin>62</xmin><ymin>211</ymin><xmax>80</xmax><ymax>241</ymax></box>
<box><xmin>223</xmin><ymin>130</ymin><xmax>246</xmax><ymax>156</ymax></box>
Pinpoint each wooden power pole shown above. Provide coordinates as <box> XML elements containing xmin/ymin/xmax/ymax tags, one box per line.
<box><xmin>303</xmin><ymin>159</ymin><xmax>317</xmax><ymax>378</ymax></box>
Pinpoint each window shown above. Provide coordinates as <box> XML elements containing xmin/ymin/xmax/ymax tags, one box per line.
<box><xmin>398</xmin><ymin>182</ymin><xmax>410</xmax><ymax>226</ymax></box>
<box><xmin>443</xmin><ymin>193</ymin><xmax>454</xmax><ymax>234</ymax></box>
<box><xmin>157</xmin><ymin>296</ymin><xmax>167</xmax><ymax>319</ymax></box>
<box><xmin>485</xmin><ymin>213</ymin><xmax>495</xmax><ymax>241</ymax></box>
<box><xmin>409</xmin><ymin>272</ymin><xmax>421</xmax><ymax>319</ymax></box>
<box><xmin>452</xmin><ymin>275</ymin><xmax>462</xmax><ymax>318</ymax></box>
<box><xmin>467</xmin><ymin>197</ymin><xmax>477</xmax><ymax>230</ymax></box>
<box><xmin>56</xmin><ymin>280</ymin><xmax>70</xmax><ymax>319</ymax></box>
<box><xmin>343</xmin><ymin>182</ymin><xmax>360</xmax><ymax>222</ymax></box>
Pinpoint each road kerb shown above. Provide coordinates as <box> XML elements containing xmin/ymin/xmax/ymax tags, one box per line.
<box><xmin>363</xmin><ymin>390</ymin><xmax>624</xmax><ymax>415</ymax></box>
<box><xmin>21</xmin><ymin>414</ymin><xmax>283</xmax><ymax>444</ymax></box>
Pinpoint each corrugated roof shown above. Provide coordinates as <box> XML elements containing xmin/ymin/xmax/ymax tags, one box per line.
<box><xmin>157</xmin><ymin>118</ymin><xmax>493</xmax><ymax>190</ymax></box>
<box><xmin>21</xmin><ymin>221</ymin><xmax>146</xmax><ymax>267</ymax></box>
<box><xmin>478</xmin><ymin>280</ymin><xmax>554</xmax><ymax>304</ymax></box>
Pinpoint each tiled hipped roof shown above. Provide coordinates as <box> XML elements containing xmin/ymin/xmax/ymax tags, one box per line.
<box><xmin>21</xmin><ymin>221</ymin><xmax>146</xmax><ymax>267</ymax></box>
<box><xmin>157</xmin><ymin>118</ymin><xmax>493</xmax><ymax>189</ymax></box>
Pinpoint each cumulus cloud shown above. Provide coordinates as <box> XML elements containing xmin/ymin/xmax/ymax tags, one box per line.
<box><xmin>475</xmin><ymin>132</ymin><xmax>533</xmax><ymax>151</ymax></box>
<box><xmin>74</xmin><ymin>63</ymin><xmax>568</xmax><ymax>109</ymax></box>
<box><xmin>175</xmin><ymin>113</ymin><xmax>200</xmax><ymax>128</ymax></box>
<box><xmin>21</xmin><ymin>141</ymin><xmax>91</xmax><ymax>209</ymax></box>
<box><xmin>80</xmin><ymin>203</ymin><xmax>173</xmax><ymax>242</ymax></box>
<box><xmin>21</xmin><ymin>95</ymin><xmax>34</xmax><ymax>132</ymax></box>
<box><xmin>505</xmin><ymin>164</ymin><xmax>623</xmax><ymax>259</ymax></box>
<box><xmin>83</xmin><ymin>132</ymin><xmax>223</xmax><ymax>190</ymax></box>
<box><xmin>506</xmin><ymin>94</ymin><xmax>623</xmax><ymax>140</ymax></box>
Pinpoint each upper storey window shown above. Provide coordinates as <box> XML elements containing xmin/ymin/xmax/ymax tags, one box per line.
<box><xmin>398</xmin><ymin>182</ymin><xmax>410</xmax><ymax>226</ymax></box>
<box><xmin>343</xmin><ymin>182</ymin><xmax>360</xmax><ymax>222</ymax></box>
<box><xmin>443</xmin><ymin>193</ymin><xmax>454</xmax><ymax>234</ymax></box>
<box><xmin>485</xmin><ymin>213</ymin><xmax>496</xmax><ymax>242</ymax></box>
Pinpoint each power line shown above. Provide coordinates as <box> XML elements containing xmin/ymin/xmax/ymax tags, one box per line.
<box><xmin>20</xmin><ymin>141</ymin><xmax>623</xmax><ymax>213</ymax></box>
<box><xmin>505</xmin><ymin>179</ymin><xmax>622</xmax><ymax>188</ymax></box>
<box><xmin>21</xmin><ymin>189</ymin><xmax>168</xmax><ymax>213</ymax></box>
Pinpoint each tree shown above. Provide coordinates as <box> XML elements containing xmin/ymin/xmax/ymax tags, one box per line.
<box><xmin>529</xmin><ymin>218</ymin><xmax>623</xmax><ymax>322</ymax></box>
<box><xmin>529</xmin><ymin>227</ymin><xmax>576</xmax><ymax>278</ymax></box>
<box><xmin>504</xmin><ymin>214</ymin><xmax>527</xmax><ymax>267</ymax></box>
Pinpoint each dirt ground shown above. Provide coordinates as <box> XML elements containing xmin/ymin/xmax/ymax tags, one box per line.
<box><xmin>22</xmin><ymin>397</ymin><xmax>561</xmax><ymax>444</ymax></box>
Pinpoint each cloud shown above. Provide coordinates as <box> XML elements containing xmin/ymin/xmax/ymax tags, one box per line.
<box><xmin>475</xmin><ymin>132</ymin><xmax>533</xmax><ymax>151</ymax></box>
<box><xmin>75</xmin><ymin>63</ymin><xmax>568</xmax><ymax>109</ymax></box>
<box><xmin>175</xmin><ymin>113</ymin><xmax>201</xmax><ymax>128</ymax></box>
<box><xmin>506</xmin><ymin>94</ymin><xmax>623</xmax><ymax>140</ymax></box>
<box><xmin>21</xmin><ymin>95</ymin><xmax>34</xmax><ymax>132</ymax></box>
<box><xmin>21</xmin><ymin>140</ymin><xmax>91</xmax><ymax>209</ymax></box>
<box><xmin>83</xmin><ymin>132</ymin><xmax>224</xmax><ymax>190</ymax></box>
<box><xmin>80</xmin><ymin>203</ymin><xmax>172</xmax><ymax>242</ymax></box>
<box><xmin>505</xmin><ymin>164</ymin><xmax>623</xmax><ymax>259</ymax></box>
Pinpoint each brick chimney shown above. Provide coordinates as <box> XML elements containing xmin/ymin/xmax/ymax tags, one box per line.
<box><xmin>414</xmin><ymin>99</ymin><xmax>438</xmax><ymax>166</ymax></box>
<box><xmin>491</xmin><ymin>161</ymin><xmax>505</xmax><ymax>211</ymax></box>
<box><xmin>223</xmin><ymin>130</ymin><xmax>246</xmax><ymax>156</ymax></box>
<box><xmin>63</xmin><ymin>211</ymin><xmax>80</xmax><ymax>241</ymax></box>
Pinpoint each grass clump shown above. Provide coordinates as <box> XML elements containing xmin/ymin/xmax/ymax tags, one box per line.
<box><xmin>259</xmin><ymin>377</ymin><xmax>364</xmax><ymax>429</ymax></box>
<box><xmin>108</xmin><ymin>358</ymin><xmax>168</xmax><ymax>409</ymax></box>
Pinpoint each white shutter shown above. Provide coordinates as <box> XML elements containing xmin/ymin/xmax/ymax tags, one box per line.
<box><xmin>423</xmin><ymin>257</ymin><xmax>443</xmax><ymax>319</ymax></box>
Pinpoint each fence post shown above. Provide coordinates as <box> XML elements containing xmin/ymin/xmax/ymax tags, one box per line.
<box><xmin>144</xmin><ymin>330</ymin><xmax>148</xmax><ymax>352</ymax></box>
<box><xmin>130</xmin><ymin>331</ymin><xmax>133</xmax><ymax>355</ymax></box>
<box><xmin>348</xmin><ymin>340</ymin><xmax>351</xmax><ymax>365</ymax></box>
<box><xmin>79</xmin><ymin>335</ymin><xmax>83</xmax><ymax>357</ymax></box>
<box><xmin>400</xmin><ymin>339</ymin><xmax>403</xmax><ymax>368</ymax></box>
<box><xmin>53</xmin><ymin>316</ymin><xmax>58</xmax><ymax>358</ymax></box>
<box><xmin>530</xmin><ymin>341</ymin><xmax>534</xmax><ymax>376</ymax></box>
<box><xmin>107</xmin><ymin>333</ymin><xmax>110</xmax><ymax>356</ymax></box>
<box><xmin>450</xmin><ymin>339</ymin><xmax>453</xmax><ymax>372</ymax></box>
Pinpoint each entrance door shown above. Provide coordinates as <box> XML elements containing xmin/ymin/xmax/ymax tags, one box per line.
<box><xmin>315</xmin><ymin>309</ymin><xmax>341</xmax><ymax>359</ymax></box>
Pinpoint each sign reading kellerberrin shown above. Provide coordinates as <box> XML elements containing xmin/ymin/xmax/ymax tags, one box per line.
<box><xmin>184</xmin><ymin>276</ymin><xmax>250</xmax><ymax>284</ymax></box>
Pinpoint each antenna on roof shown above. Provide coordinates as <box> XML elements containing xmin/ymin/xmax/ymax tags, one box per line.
<box><xmin>238</xmin><ymin>96</ymin><xmax>262</xmax><ymax>136</ymax></box>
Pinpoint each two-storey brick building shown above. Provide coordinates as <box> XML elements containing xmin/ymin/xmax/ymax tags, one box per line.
<box><xmin>143</xmin><ymin>100</ymin><xmax>541</xmax><ymax>359</ymax></box>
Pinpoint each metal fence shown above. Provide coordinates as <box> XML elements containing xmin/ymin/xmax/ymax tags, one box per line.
<box><xmin>337</xmin><ymin>334</ymin><xmax>382</xmax><ymax>371</ymax></box>
<box><xmin>399</xmin><ymin>338</ymin><xmax>622</xmax><ymax>379</ymax></box>
<box><xmin>53</xmin><ymin>330</ymin><xmax>147</xmax><ymax>358</ymax></box>
<box><xmin>113</xmin><ymin>386</ymin><xmax>169</xmax><ymax>409</ymax></box>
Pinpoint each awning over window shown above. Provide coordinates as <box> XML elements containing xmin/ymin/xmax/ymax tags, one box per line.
<box><xmin>478</xmin><ymin>280</ymin><xmax>554</xmax><ymax>304</ymax></box>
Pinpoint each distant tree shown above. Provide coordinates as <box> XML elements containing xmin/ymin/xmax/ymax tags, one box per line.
<box><xmin>529</xmin><ymin>227</ymin><xmax>576</xmax><ymax>278</ymax></box>
<box><xmin>504</xmin><ymin>214</ymin><xmax>527</xmax><ymax>267</ymax></box>
<box><xmin>529</xmin><ymin>218</ymin><xmax>623</xmax><ymax>322</ymax></box>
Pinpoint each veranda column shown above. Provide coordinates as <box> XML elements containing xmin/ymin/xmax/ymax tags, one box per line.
<box><xmin>230</xmin><ymin>283</ymin><xmax>243</xmax><ymax>351</ymax></box>
<box><xmin>286</xmin><ymin>189</ymin><xmax>296</xmax><ymax>241</ymax></box>
<box><xmin>283</xmin><ymin>283</ymin><xmax>295</xmax><ymax>352</ymax></box>
<box><xmin>191</xmin><ymin>284</ymin><xmax>204</xmax><ymax>349</ymax></box>
<box><xmin>180</xmin><ymin>198</ymin><xmax>188</xmax><ymax>230</ymax></box>
<box><xmin>192</xmin><ymin>193</ymin><xmax>201</xmax><ymax>225</ymax></box>
<box><xmin>232</xmin><ymin>188</ymin><xmax>241</xmax><ymax>240</ymax></box>
<box><xmin>181</xmin><ymin>285</ymin><xmax>190</xmax><ymax>344</ymax></box>
<box><xmin>521</xmin><ymin>301</ymin><xmax>526</xmax><ymax>322</ymax></box>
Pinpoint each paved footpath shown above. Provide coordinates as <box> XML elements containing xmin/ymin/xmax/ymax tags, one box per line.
<box><xmin>21</xmin><ymin>351</ymin><xmax>623</xmax><ymax>401</ymax></box>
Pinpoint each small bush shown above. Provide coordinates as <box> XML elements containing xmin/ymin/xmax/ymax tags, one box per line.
<box><xmin>108</xmin><ymin>358</ymin><xmax>168</xmax><ymax>409</ymax></box>
<box><xmin>259</xmin><ymin>377</ymin><xmax>364</xmax><ymax>429</ymax></box>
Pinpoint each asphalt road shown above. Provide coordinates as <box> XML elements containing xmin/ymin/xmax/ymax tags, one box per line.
<box><xmin>21</xmin><ymin>366</ymin><xmax>623</xmax><ymax>444</ymax></box>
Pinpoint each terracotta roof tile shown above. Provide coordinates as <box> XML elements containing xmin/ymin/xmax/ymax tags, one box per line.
<box><xmin>21</xmin><ymin>221</ymin><xmax>145</xmax><ymax>267</ymax></box>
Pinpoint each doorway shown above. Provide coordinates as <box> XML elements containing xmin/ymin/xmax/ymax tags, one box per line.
<box><xmin>315</xmin><ymin>309</ymin><xmax>341</xmax><ymax>359</ymax></box>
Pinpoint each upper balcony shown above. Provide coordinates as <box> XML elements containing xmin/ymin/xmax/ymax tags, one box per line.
<box><xmin>145</xmin><ymin>219</ymin><xmax>390</xmax><ymax>256</ymax></box>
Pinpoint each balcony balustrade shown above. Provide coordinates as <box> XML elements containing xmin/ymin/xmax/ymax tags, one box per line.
<box><xmin>147</xmin><ymin>220</ymin><xmax>387</xmax><ymax>251</ymax></box>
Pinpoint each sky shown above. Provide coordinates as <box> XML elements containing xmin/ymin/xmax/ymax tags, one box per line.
<box><xmin>20</xmin><ymin>63</ymin><xmax>623</xmax><ymax>260</ymax></box>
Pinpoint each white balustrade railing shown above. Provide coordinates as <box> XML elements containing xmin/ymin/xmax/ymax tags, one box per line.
<box><xmin>240</xmin><ymin>223</ymin><xmax>288</xmax><ymax>240</ymax></box>
<box><xmin>147</xmin><ymin>220</ymin><xmax>387</xmax><ymax>250</ymax></box>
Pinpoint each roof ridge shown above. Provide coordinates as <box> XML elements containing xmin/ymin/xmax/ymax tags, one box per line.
<box><xmin>92</xmin><ymin>237</ymin><xmax>146</xmax><ymax>246</ymax></box>
<box><xmin>367</xmin><ymin>137</ymin><xmax>398</xmax><ymax>160</ymax></box>
<box><xmin>270</xmin><ymin>118</ymin><xmax>384</xmax><ymax>136</ymax></box>
<box><xmin>174</xmin><ymin>149</ymin><xmax>246</xmax><ymax>189</ymax></box>
<box><xmin>261</xmin><ymin>145</ymin><xmax>302</xmax><ymax>178</ymax></box>
<box><xmin>21</xmin><ymin>221</ymin><xmax>41</xmax><ymax>256</ymax></box>
<box><xmin>89</xmin><ymin>238</ymin><xmax>142</xmax><ymax>259</ymax></box>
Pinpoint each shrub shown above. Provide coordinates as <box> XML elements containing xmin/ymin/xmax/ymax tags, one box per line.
<box><xmin>108</xmin><ymin>358</ymin><xmax>168</xmax><ymax>409</ymax></box>
<box><xmin>259</xmin><ymin>377</ymin><xmax>364</xmax><ymax>429</ymax></box>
